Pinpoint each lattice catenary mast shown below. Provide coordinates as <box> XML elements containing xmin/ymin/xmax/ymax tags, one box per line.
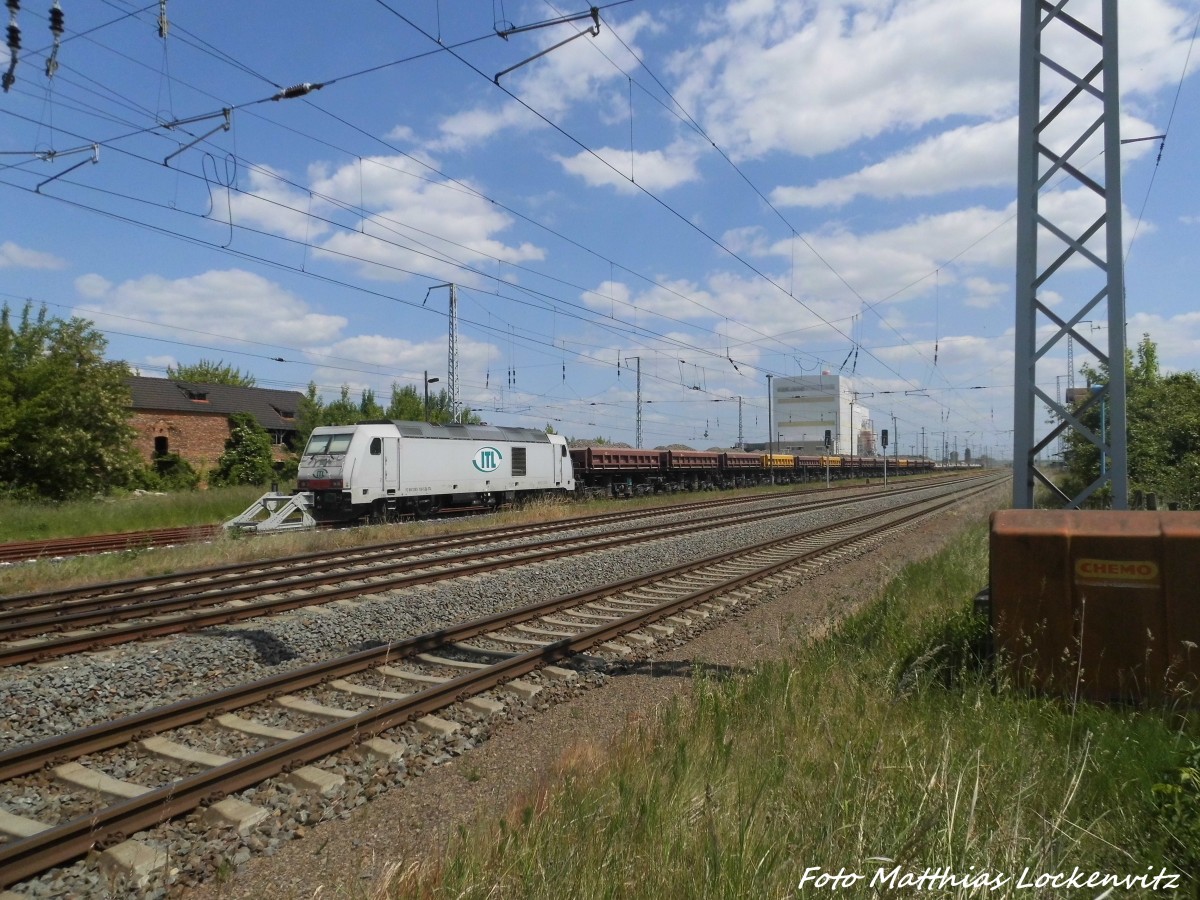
<box><xmin>1013</xmin><ymin>0</ymin><xmax>1128</xmax><ymax>509</ymax></box>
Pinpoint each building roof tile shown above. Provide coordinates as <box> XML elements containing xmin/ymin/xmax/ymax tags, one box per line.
<box><xmin>126</xmin><ymin>376</ymin><xmax>304</xmax><ymax>432</ymax></box>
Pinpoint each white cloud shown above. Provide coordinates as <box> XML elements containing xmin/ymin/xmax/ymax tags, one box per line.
<box><xmin>213</xmin><ymin>152</ymin><xmax>547</xmax><ymax>285</ymax></box>
<box><xmin>385</xmin><ymin>124</ymin><xmax>417</xmax><ymax>143</ymax></box>
<box><xmin>0</xmin><ymin>241</ymin><xmax>67</xmax><ymax>270</ymax></box>
<box><xmin>667</xmin><ymin>0</ymin><xmax>1195</xmax><ymax>164</ymax></box>
<box><xmin>963</xmin><ymin>277</ymin><xmax>1007</xmax><ymax>310</ymax></box>
<box><xmin>73</xmin><ymin>269</ymin><xmax>346</xmax><ymax>346</ymax></box>
<box><xmin>762</xmin><ymin>42</ymin><xmax>1159</xmax><ymax>211</ymax></box>
<box><xmin>1125</xmin><ymin>310</ymin><xmax>1200</xmax><ymax>373</ymax></box>
<box><xmin>671</xmin><ymin>1</ymin><xmax>1018</xmax><ymax>160</ymax></box>
<box><xmin>75</xmin><ymin>273</ymin><xmax>112</xmax><ymax>299</ymax></box>
<box><xmin>309</xmin><ymin>154</ymin><xmax>545</xmax><ymax>283</ymax></box>
<box><xmin>874</xmin><ymin>332</ymin><xmax>1012</xmax><ymax>372</ymax></box>
<box><xmin>773</xmin><ymin>118</ymin><xmax>1017</xmax><ymax>208</ymax></box>
<box><xmin>308</xmin><ymin>332</ymin><xmax>504</xmax><ymax>406</ymax></box>
<box><xmin>433</xmin><ymin>12</ymin><xmax>661</xmax><ymax>150</ymax></box>
<box><xmin>553</xmin><ymin>140</ymin><xmax>703</xmax><ymax>193</ymax></box>
<box><xmin>224</xmin><ymin>165</ymin><xmax>320</xmax><ymax>241</ymax></box>
<box><xmin>435</xmin><ymin>106</ymin><xmax>531</xmax><ymax>152</ymax></box>
<box><xmin>143</xmin><ymin>354</ymin><xmax>178</xmax><ymax>373</ymax></box>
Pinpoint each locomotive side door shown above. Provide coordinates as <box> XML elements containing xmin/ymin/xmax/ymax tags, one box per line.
<box><xmin>382</xmin><ymin>436</ymin><xmax>400</xmax><ymax>496</ymax></box>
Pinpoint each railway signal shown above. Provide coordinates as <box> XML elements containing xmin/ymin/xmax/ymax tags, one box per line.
<box><xmin>882</xmin><ymin>429</ymin><xmax>889</xmax><ymax>486</ymax></box>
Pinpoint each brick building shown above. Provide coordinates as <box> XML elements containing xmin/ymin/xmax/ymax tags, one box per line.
<box><xmin>126</xmin><ymin>376</ymin><xmax>305</xmax><ymax>472</ymax></box>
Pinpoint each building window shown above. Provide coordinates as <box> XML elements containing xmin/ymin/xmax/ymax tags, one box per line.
<box><xmin>185</xmin><ymin>390</ymin><xmax>208</xmax><ymax>402</ymax></box>
<box><xmin>154</xmin><ymin>436</ymin><xmax>169</xmax><ymax>456</ymax></box>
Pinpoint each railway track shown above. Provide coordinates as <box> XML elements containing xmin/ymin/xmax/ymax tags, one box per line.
<box><xmin>0</xmin><ymin>526</ymin><xmax>221</xmax><ymax>565</ymax></box>
<box><xmin>0</xmin><ymin>475</ymin><xmax>966</xmax><ymax>566</ymax></box>
<box><xmin>0</xmin><ymin>475</ymin><xmax>1003</xmax><ymax>892</ymax></box>
<box><xmin>0</xmin><ymin>477</ymin><xmax>993</xmax><ymax>668</ymax></box>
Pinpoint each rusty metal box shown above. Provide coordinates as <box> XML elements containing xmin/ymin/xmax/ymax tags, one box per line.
<box><xmin>990</xmin><ymin>510</ymin><xmax>1200</xmax><ymax>703</ymax></box>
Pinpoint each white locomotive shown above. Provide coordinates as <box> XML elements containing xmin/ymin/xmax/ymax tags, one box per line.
<box><xmin>296</xmin><ymin>420</ymin><xmax>575</xmax><ymax>522</ymax></box>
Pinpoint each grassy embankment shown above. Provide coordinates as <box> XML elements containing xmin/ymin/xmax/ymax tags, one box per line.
<box><xmin>0</xmin><ymin>472</ymin><xmax>920</xmax><ymax>547</ymax></box>
<box><xmin>0</xmin><ymin>486</ymin><xmax>268</xmax><ymax>542</ymax></box>
<box><xmin>0</xmin><ymin>480</ymin><xmax>825</xmax><ymax>595</ymax></box>
<box><xmin>388</xmin><ymin>522</ymin><xmax>1199</xmax><ymax>899</ymax></box>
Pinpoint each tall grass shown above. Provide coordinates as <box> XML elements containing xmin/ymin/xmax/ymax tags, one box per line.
<box><xmin>0</xmin><ymin>486</ymin><xmax>267</xmax><ymax>542</ymax></box>
<box><xmin>386</xmin><ymin>524</ymin><xmax>1197</xmax><ymax>899</ymax></box>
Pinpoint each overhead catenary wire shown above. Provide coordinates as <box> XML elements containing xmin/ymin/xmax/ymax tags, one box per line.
<box><xmin>0</xmin><ymin>2</ymin><xmax>1048</xmax><ymax>444</ymax></box>
<box><xmin>1123</xmin><ymin>7</ymin><xmax>1198</xmax><ymax>266</ymax></box>
<box><xmin>7</xmin><ymin>1</ymin><xmax>854</xmax><ymax>385</ymax></box>
<box><xmin>366</xmin><ymin>0</ymin><xmax>1001</xmax><ymax>437</ymax></box>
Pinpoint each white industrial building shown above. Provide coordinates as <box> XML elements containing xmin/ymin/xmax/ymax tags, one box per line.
<box><xmin>770</xmin><ymin>373</ymin><xmax>876</xmax><ymax>457</ymax></box>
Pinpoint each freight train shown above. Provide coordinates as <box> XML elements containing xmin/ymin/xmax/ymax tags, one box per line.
<box><xmin>570</xmin><ymin>446</ymin><xmax>936</xmax><ymax>498</ymax></box>
<box><xmin>296</xmin><ymin>419</ymin><xmax>943</xmax><ymax>523</ymax></box>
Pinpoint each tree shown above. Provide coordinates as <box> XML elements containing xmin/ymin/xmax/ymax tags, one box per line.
<box><xmin>295</xmin><ymin>383</ymin><xmax>399</xmax><ymax>452</ymax></box>
<box><xmin>386</xmin><ymin>383</ymin><xmax>423</xmax><ymax>420</ymax></box>
<box><xmin>295</xmin><ymin>383</ymin><xmax>357</xmax><ymax>451</ymax></box>
<box><xmin>293</xmin><ymin>382</ymin><xmax>325</xmax><ymax>452</ymax></box>
<box><xmin>417</xmin><ymin>386</ymin><xmax>484</xmax><ymax>426</ymax></box>
<box><xmin>166</xmin><ymin>358</ymin><xmax>257</xmax><ymax>387</ymax></box>
<box><xmin>1062</xmin><ymin>335</ymin><xmax>1200</xmax><ymax>509</ymax></box>
<box><xmin>567</xmin><ymin>435</ymin><xmax>612</xmax><ymax>446</ymax></box>
<box><xmin>293</xmin><ymin>380</ymin><xmax>485</xmax><ymax>457</ymax></box>
<box><xmin>358</xmin><ymin>388</ymin><xmax>384</xmax><ymax>420</ymax></box>
<box><xmin>0</xmin><ymin>303</ymin><xmax>141</xmax><ymax>499</ymax></box>
<box><xmin>209</xmin><ymin>413</ymin><xmax>275</xmax><ymax>486</ymax></box>
<box><xmin>319</xmin><ymin>385</ymin><xmax>362</xmax><ymax>426</ymax></box>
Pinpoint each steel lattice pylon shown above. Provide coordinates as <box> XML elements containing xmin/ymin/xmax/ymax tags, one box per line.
<box><xmin>1013</xmin><ymin>0</ymin><xmax>1128</xmax><ymax>509</ymax></box>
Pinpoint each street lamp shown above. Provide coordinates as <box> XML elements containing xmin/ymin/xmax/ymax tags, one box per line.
<box><xmin>424</xmin><ymin>371</ymin><xmax>440</xmax><ymax>422</ymax></box>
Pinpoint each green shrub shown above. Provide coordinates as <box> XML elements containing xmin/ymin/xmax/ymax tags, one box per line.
<box><xmin>209</xmin><ymin>413</ymin><xmax>274</xmax><ymax>487</ymax></box>
<box><xmin>143</xmin><ymin>452</ymin><xmax>201</xmax><ymax>491</ymax></box>
<box><xmin>1149</xmin><ymin>742</ymin><xmax>1200</xmax><ymax>880</ymax></box>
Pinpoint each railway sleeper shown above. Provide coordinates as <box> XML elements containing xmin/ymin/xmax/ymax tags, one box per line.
<box><xmin>0</xmin><ymin>808</ymin><xmax>50</xmax><ymax>839</ymax></box>
<box><xmin>513</xmin><ymin>623</ymin><xmax>575</xmax><ymax>638</ymax></box>
<box><xmin>376</xmin><ymin>663</ymin><xmax>544</xmax><ymax>700</ymax></box>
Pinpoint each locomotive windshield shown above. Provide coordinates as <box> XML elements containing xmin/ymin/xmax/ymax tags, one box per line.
<box><xmin>303</xmin><ymin>432</ymin><xmax>354</xmax><ymax>455</ymax></box>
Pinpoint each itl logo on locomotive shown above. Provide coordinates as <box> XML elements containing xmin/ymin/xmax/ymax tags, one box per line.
<box><xmin>472</xmin><ymin>446</ymin><xmax>503</xmax><ymax>473</ymax></box>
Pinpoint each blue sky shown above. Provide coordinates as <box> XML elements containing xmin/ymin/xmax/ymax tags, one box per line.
<box><xmin>1</xmin><ymin>0</ymin><xmax>1197</xmax><ymax>458</ymax></box>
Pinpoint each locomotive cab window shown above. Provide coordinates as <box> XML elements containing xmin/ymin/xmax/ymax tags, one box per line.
<box><xmin>303</xmin><ymin>433</ymin><xmax>354</xmax><ymax>455</ymax></box>
<box><xmin>370</xmin><ymin>437</ymin><xmax>382</xmax><ymax>456</ymax></box>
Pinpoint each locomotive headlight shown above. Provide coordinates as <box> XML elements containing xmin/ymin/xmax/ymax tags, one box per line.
<box><xmin>297</xmin><ymin>479</ymin><xmax>309</xmax><ymax>489</ymax></box>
